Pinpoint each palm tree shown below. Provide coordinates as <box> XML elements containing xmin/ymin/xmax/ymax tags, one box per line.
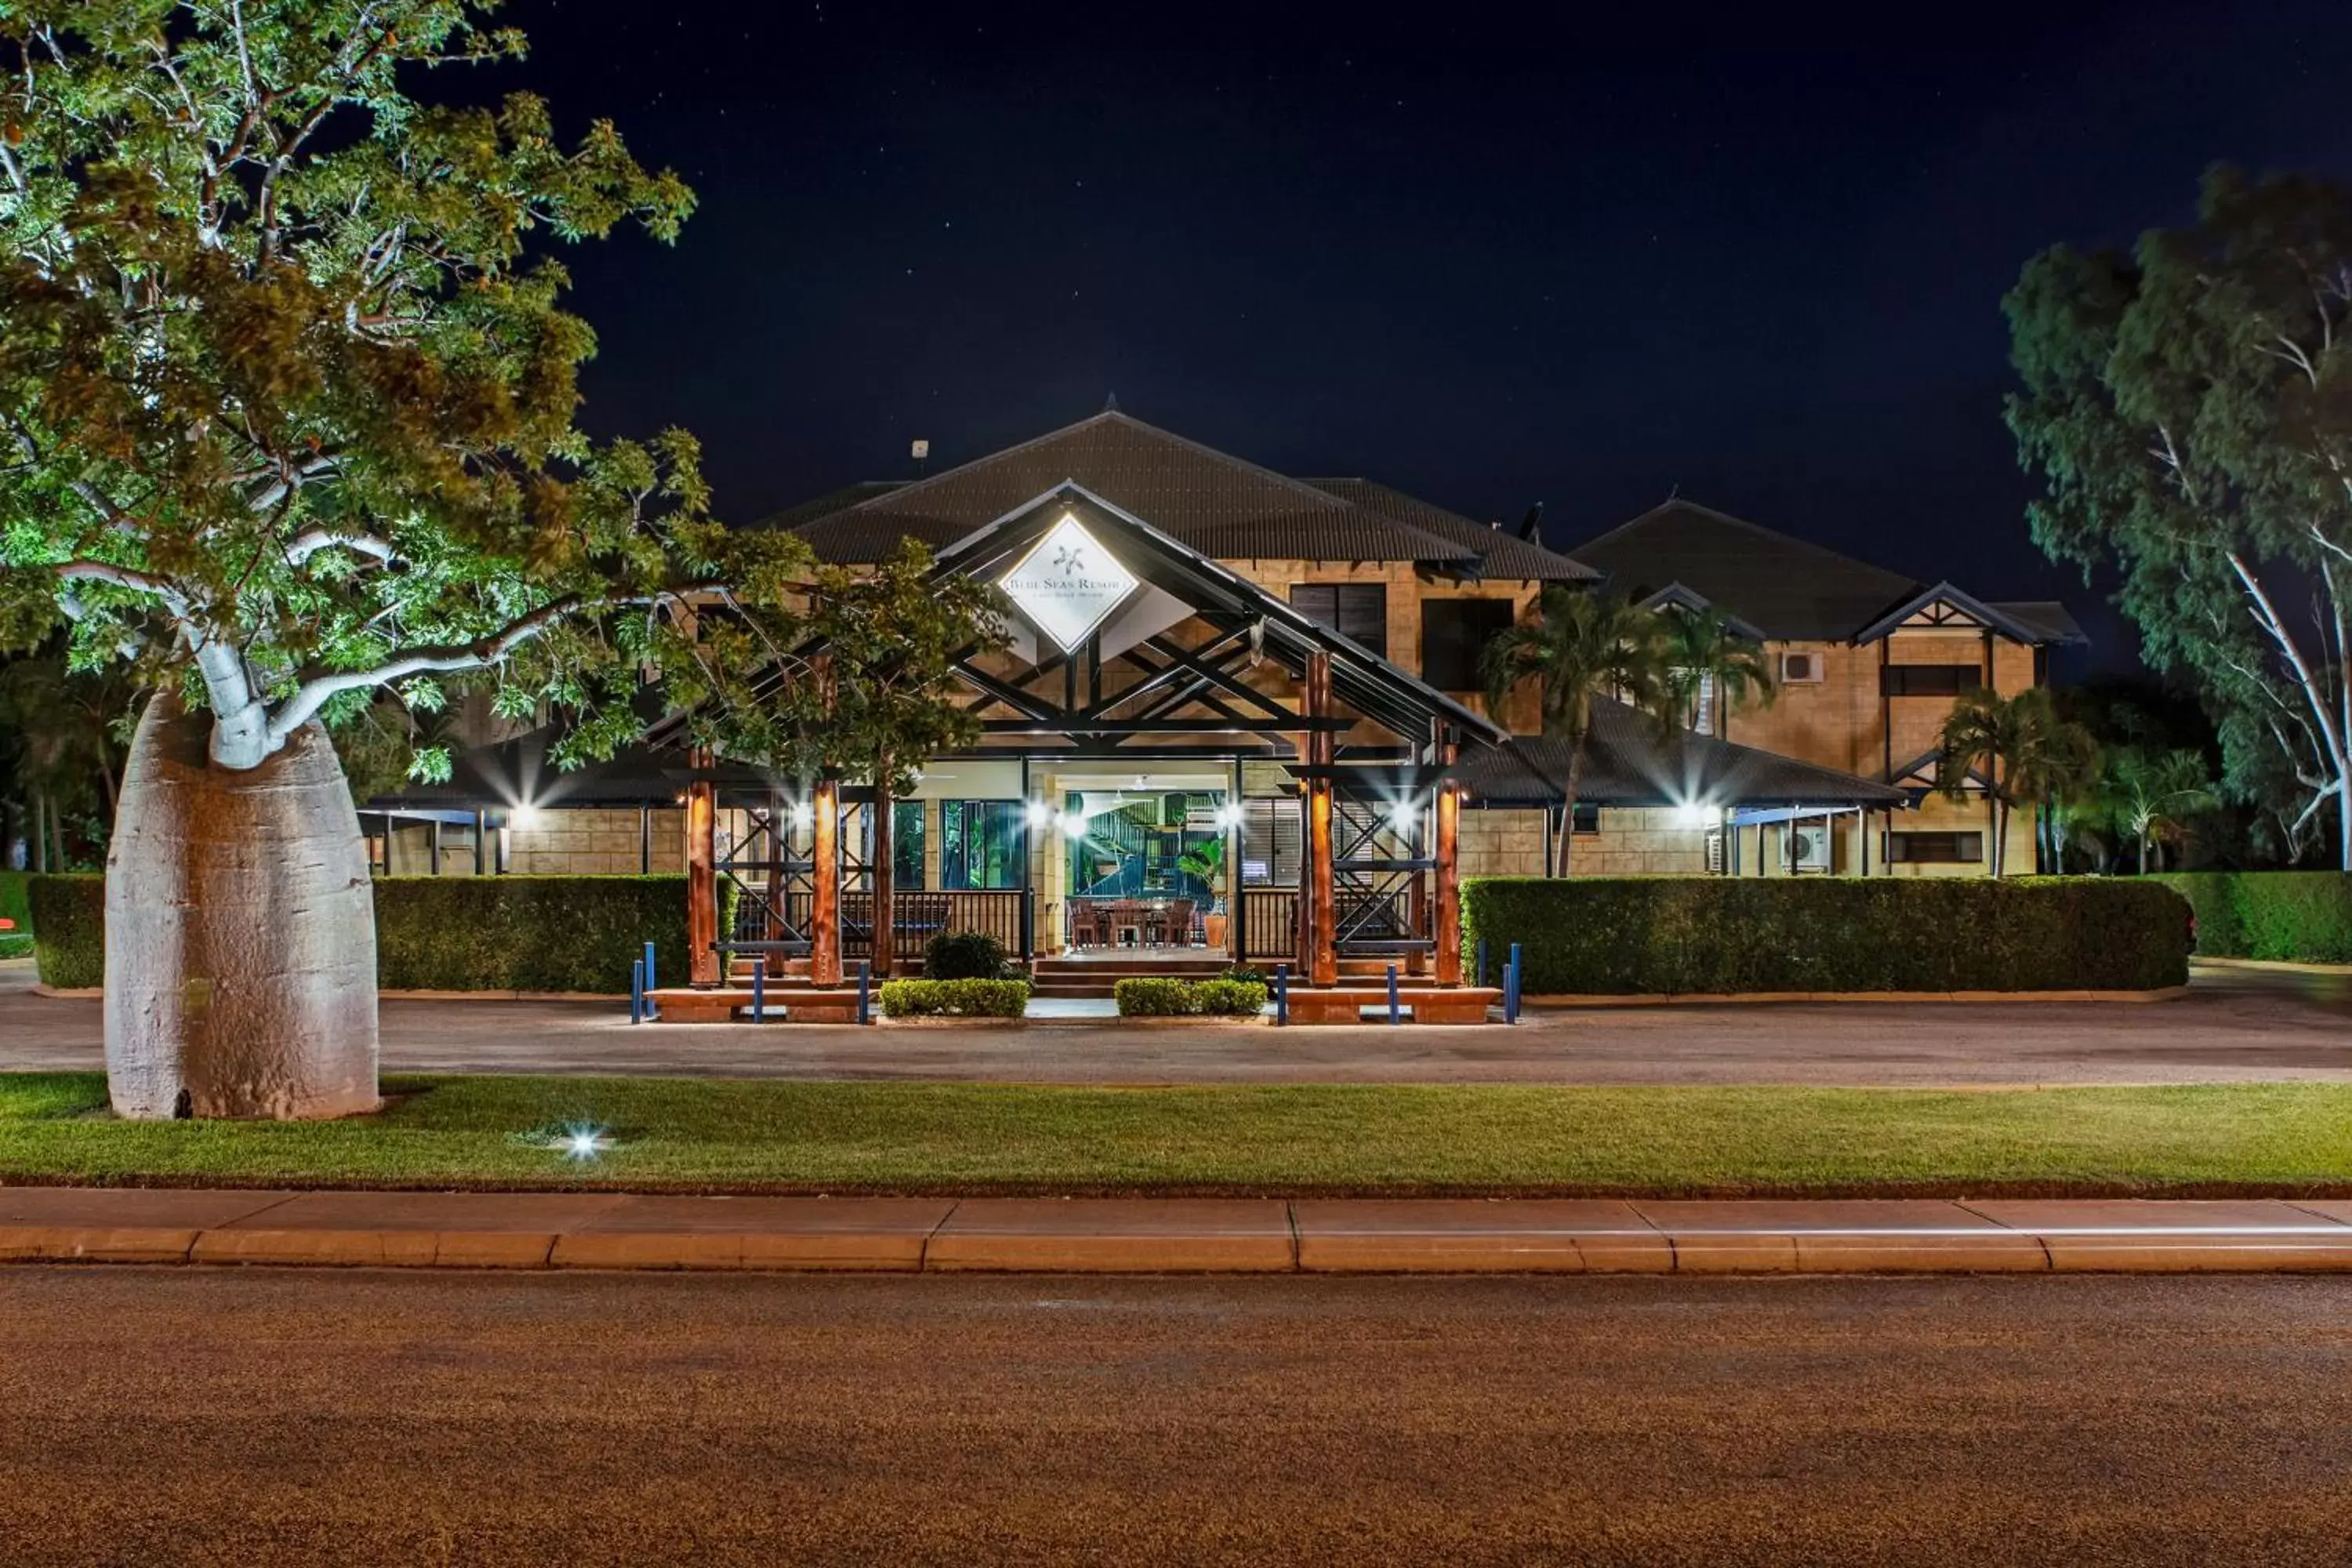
<box><xmin>1657</xmin><ymin>608</ymin><xmax>1777</xmax><ymax>736</ymax></box>
<box><xmin>1933</xmin><ymin>687</ymin><xmax>2100</xmax><ymax>877</ymax></box>
<box><xmin>1481</xmin><ymin>587</ymin><xmax>1671</xmax><ymax>876</ymax></box>
<box><xmin>2104</xmin><ymin>746</ymin><xmax>2218</xmax><ymax>873</ymax></box>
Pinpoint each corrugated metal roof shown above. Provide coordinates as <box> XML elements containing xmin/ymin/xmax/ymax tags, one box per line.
<box><xmin>1986</xmin><ymin>601</ymin><xmax>2089</xmax><ymax>645</ymax></box>
<box><xmin>1563</xmin><ymin>499</ymin><xmax>1923</xmax><ymax>641</ymax></box>
<box><xmin>1456</xmin><ymin>701</ymin><xmax>1907</xmax><ymax>808</ymax></box>
<box><xmin>1299</xmin><ymin>477</ymin><xmax>1595</xmax><ymax>580</ymax></box>
<box><xmin>758</xmin><ymin>412</ymin><xmax>1594</xmax><ymax>577</ymax></box>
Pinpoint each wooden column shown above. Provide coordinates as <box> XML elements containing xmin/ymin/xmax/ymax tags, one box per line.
<box><xmin>1434</xmin><ymin>743</ymin><xmax>1462</xmax><ymax>985</ymax></box>
<box><xmin>1301</xmin><ymin>651</ymin><xmax>1338</xmax><ymax>988</ymax></box>
<box><xmin>1226</xmin><ymin>760</ymin><xmax>1246</xmax><ymax>964</ymax></box>
<box><xmin>686</xmin><ymin>756</ymin><xmax>718</xmax><ymax>985</ymax></box>
<box><xmin>811</xmin><ymin>775</ymin><xmax>842</xmax><ymax>987</ymax></box>
<box><xmin>873</xmin><ymin>785</ymin><xmax>898</xmax><ymax>978</ymax></box>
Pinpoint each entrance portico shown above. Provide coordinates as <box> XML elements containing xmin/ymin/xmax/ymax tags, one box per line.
<box><xmin>667</xmin><ymin>481</ymin><xmax>1504</xmax><ymax>993</ymax></box>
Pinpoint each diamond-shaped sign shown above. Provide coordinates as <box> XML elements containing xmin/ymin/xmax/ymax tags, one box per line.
<box><xmin>998</xmin><ymin>512</ymin><xmax>1138</xmax><ymax>652</ymax></box>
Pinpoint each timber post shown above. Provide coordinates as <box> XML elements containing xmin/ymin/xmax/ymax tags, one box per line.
<box><xmin>1434</xmin><ymin>737</ymin><xmax>1462</xmax><ymax>986</ymax></box>
<box><xmin>811</xmin><ymin>774</ymin><xmax>842</xmax><ymax>988</ymax></box>
<box><xmin>1303</xmin><ymin>650</ymin><xmax>1338</xmax><ymax>989</ymax></box>
<box><xmin>686</xmin><ymin>748</ymin><xmax>718</xmax><ymax>985</ymax></box>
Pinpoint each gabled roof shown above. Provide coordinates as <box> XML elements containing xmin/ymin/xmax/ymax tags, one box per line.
<box><xmin>1454</xmin><ymin>701</ymin><xmax>1907</xmax><ymax>809</ymax></box>
<box><xmin>1564</xmin><ymin>499</ymin><xmax>1922</xmax><ymax>642</ymax></box>
<box><xmin>757</xmin><ymin>410</ymin><xmax>1593</xmax><ymax>580</ymax></box>
<box><xmin>1632</xmin><ymin>581</ymin><xmax>1769</xmax><ymax>643</ymax></box>
<box><xmin>1985</xmin><ymin>601</ymin><xmax>2088</xmax><ymax>646</ymax></box>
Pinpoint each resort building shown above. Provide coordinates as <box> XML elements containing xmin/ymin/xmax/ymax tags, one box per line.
<box><xmin>365</xmin><ymin>409</ymin><xmax>2080</xmax><ymax>976</ymax></box>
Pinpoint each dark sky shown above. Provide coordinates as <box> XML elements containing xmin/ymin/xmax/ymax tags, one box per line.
<box><xmin>482</xmin><ymin>0</ymin><xmax>2352</xmax><ymax>670</ymax></box>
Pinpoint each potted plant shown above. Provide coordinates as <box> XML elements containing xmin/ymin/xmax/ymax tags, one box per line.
<box><xmin>1177</xmin><ymin>838</ymin><xmax>1228</xmax><ymax>947</ymax></box>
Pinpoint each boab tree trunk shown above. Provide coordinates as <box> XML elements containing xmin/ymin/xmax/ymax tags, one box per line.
<box><xmin>104</xmin><ymin>692</ymin><xmax>379</xmax><ymax>1120</ymax></box>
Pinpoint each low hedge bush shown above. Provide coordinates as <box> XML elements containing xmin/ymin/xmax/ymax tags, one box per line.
<box><xmin>26</xmin><ymin>874</ymin><xmax>103</xmax><ymax>989</ymax></box>
<box><xmin>0</xmin><ymin>869</ymin><xmax>32</xmax><ymax>934</ymax></box>
<box><xmin>878</xmin><ymin>977</ymin><xmax>1031</xmax><ymax>1018</ymax></box>
<box><xmin>25</xmin><ymin>873</ymin><xmax>690</xmax><ymax>993</ymax></box>
<box><xmin>1460</xmin><ymin>876</ymin><xmax>2192</xmax><ymax>995</ymax></box>
<box><xmin>2153</xmin><ymin>872</ymin><xmax>2352</xmax><ymax>964</ymax></box>
<box><xmin>1113</xmin><ymin>976</ymin><xmax>1271</xmax><ymax>1016</ymax></box>
<box><xmin>924</xmin><ymin>931</ymin><xmax>1008</xmax><ymax>979</ymax></box>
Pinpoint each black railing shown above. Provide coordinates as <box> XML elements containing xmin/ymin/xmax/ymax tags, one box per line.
<box><xmin>1243</xmin><ymin>888</ymin><xmax>1298</xmax><ymax>960</ymax></box>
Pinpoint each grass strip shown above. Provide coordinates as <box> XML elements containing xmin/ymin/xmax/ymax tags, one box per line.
<box><xmin>2</xmin><ymin>1073</ymin><xmax>2350</xmax><ymax>1198</ymax></box>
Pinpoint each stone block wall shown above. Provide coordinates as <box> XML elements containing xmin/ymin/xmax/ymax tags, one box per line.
<box><xmin>506</xmin><ymin>808</ymin><xmax>683</xmax><ymax>875</ymax></box>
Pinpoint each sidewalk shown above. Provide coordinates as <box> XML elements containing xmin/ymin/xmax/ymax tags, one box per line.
<box><xmin>5</xmin><ymin>1188</ymin><xmax>2352</xmax><ymax>1273</ymax></box>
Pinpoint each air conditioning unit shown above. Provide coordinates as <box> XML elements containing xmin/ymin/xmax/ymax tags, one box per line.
<box><xmin>1780</xmin><ymin>652</ymin><xmax>1825</xmax><ymax>684</ymax></box>
<box><xmin>1787</xmin><ymin>822</ymin><xmax>1831</xmax><ymax>871</ymax></box>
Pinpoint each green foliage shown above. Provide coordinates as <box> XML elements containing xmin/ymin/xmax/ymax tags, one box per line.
<box><xmin>2153</xmin><ymin>873</ymin><xmax>2352</xmax><ymax>962</ymax></box>
<box><xmin>2005</xmin><ymin>168</ymin><xmax>2352</xmax><ymax>866</ymax></box>
<box><xmin>0</xmin><ymin>1</ymin><xmax>806</xmax><ymax>780</ymax></box>
<box><xmin>877</xmin><ymin>978</ymin><xmax>1031</xmax><ymax>1018</ymax></box>
<box><xmin>1934</xmin><ymin>687</ymin><xmax>2100</xmax><ymax>877</ymax></box>
<box><xmin>1221</xmin><ymin>964</ymin><xmax>1267</xmax><ymax>986</ymax></box>
<box><xmin>1658</xmin><ymin>607</ymin><xmax>1777</xmax><ymax>732</ymax></box>
<box><xmin>24</xmin><ymin>873</ymin><xmax>103</xmax><ymax>988</ymax></box>
<box><xmin>1113</xmin><ymin>977</ymin><xmax>1270</xmax><ymax>1016</ymax></box>
<box><xmin>27</xmin><ymin>873</ymin><xmax>688</xmax><ymax>991</ymax></box>
<box><xmin>1461</xmin><ymin>877</ymin><xmax>2192</xmax><ymax>994</ymax></box>
<box><xmin>0</xmin><ymin>869</ymin><xmax>31</xmax><ymax>932</ymax></box>
<box><xmin>923</xmin><ymin>930</ymin><xmax>1007</xmax><ymax>980</ymax></box>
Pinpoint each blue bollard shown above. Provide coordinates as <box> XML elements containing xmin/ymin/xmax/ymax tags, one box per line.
<box><xmin>751</xmin><ymin>956</ymin><xmax>766</xmax><ymax>1022</ymax></box>
<box><xmin>1506</xmin><ymin>942</ymin><xmax>1523</xmax><ymax>1023</ymax></box>
<box><xmin>1387</xmin><ymin>964</ymin><xmax>1400</xmax><ymax>1025</ymax></box>
<box><xmin>643</xmin><ymin>941</ymin><xmax>659</xmax><ymax>1020</ymax></box>
<box><xmin>1475</xmin><ymin>938</ymin><xmax>1488</xmax><ymax>989</ymax></box>
<box><xmin>858</xmin><ymin>960</ymin><xmax>873</xmax><ymax>1025</ymax></box>
<box><xmin>630</xmin><ymin>957</ymin><xmax>644</xmax><ymax>1025</ymax></box>
<box><xmin>1275</xmin><ymin>963</ymin><xmax>1290</xmax><ymax>1026</ymax></box>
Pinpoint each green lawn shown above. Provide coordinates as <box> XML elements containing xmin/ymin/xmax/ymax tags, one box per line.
<box><xmin>3</xmin><ymin>1073</ymin><xmax>2351</xmax><ymax>1196</ymax></box>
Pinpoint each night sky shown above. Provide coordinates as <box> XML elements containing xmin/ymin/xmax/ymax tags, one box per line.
<box><xmin>481</xmin><ymin>0</ymin><xmax>2352</xmax><ymax>670</ymax></box>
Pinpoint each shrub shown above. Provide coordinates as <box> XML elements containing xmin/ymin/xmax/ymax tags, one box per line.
<box><xmin>26</xmin><ymin>873</ymin><xmax>103</xmax><ymax>989</ymax></box>
<box><xmin>0</xmin><ymin>869</ymin><xmax>31</xmax><ymax>935</ymax></box>
<box><xmin>1459</xmin><ymin>876</ymin><xmax>2191</xmax><ymax>995</ymax></box>
<box><xmin>924</xmin><ymin>930</ymin><xmax>1007</xmax><ymax>979</ymax></box>
<box><xmin>878</xmin><ymin>977</ymin><xmax>1030</xmax><ymax>1018</ymax></box>
<box><xmin>26</xmin><ymin>874</ymin><xmax>691</xmax><ymax>993</ymax></box>
<box><xmin>1220</xmin><ymin>964</ymin><xmax>1267</xmax><ymax>986</ymax></box>
<box><xmin>1113</xmin><ymin>976</ymin><xmax>1270</xmax><ymax>1016</ymax></box>
<box><xmin>2153</xmin><ymin>872</ymin><xmax>2352</xmax><ymax>962</ymax></box>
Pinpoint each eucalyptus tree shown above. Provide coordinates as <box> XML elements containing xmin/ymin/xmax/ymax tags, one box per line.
<box><xmin>1934</xmin><ymin>688</ymin><xmax>2101</xmax><ymax>877</ymax></box>
<box><xmin>2008</xmin><ymin>168</ymin><xmax>2352</xmax><ymax>868</ymax></box>
<box><xmin>0</xmin><ymin>2</ymin><xmax>801</xmax><ymax>1119</ymax></box>
<box><xmin>1481</xmin><ymin>587</ymin><xmax>1671</xmax><ymax>875</ymax></box>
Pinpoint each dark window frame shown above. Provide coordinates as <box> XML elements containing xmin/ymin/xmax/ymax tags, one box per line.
<box><xmin>1290</xmin><ymin>583</ymin><xmax>1387</xmax><ymax>659</ymax></box>
<box><xmin>1421</xmin><ymin>597</ymin><xmax>1517</xmax><ymax>690</ymax></box>
<box><xmin>941</xmin><ymin>800</ymin><xmax>1026</xmax><ymax>890</ymax></box>
<box><xmin>1881</xmin><ymin>664</ymin><xmax>1984</xmax><ymax>698</ymax></box>
<box><xmin>1886</xmin><ymin>830</ymin><xmax>1984</xmax><ymax>864</ymax></box>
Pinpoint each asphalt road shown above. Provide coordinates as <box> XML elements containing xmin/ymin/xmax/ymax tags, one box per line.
<box><xmin>6</xmin><ymin>957</ymin><xmax>2352</xmax><ymax>1083</ymax></box>
<box><xmin>4</xmin><ymin>1269</ymin><xmax>2350</xmax><ymax>1565</ymax></box>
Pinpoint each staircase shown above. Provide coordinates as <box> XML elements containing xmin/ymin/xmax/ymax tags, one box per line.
<box><xmin>1029</xmin><ymin>953</ymin><xmax>1233</xmax><ymax>1000</ymax></box>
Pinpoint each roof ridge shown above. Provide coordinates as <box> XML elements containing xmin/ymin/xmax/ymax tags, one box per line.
<box><xmin>1569</xmin><ymin>497</ymin><xmax>1918</xmax><ymax>589</ymax></box>
<box><xmin>804</xmin><ymin>408</ymin><xmax>1134</xmax><ymax>521</ymax></box>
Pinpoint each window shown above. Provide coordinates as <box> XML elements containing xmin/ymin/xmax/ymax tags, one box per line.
<box><xmin>892</xmin><ymin>800</ymin><xmax>924</xmax><ymax>890</ymax></box>
<box><xmin>941</xmin><ymin>800</ymin><xmax>1025</xmax><ymax>889</ymax></box>
<box><xmin>1779</xmin><ymin>652</ymin><xmax>1825</xmax><ymax>683</ymax></box>
<box><xmin>1882</xmin><ymin>664</ymin><xmax>1982</xmax><ymax>697</ymax></box>
<box><xmin>1290</xmin><ymin>583</ymin><xmax>1387</xmax><ymax>657</ymax></box>
<box><xmin>1886</xmin><ymin>831</ymin><xmax>1983</xmax><ymax>865</ymax></box>
<box><xmin>1421</xmin><ymin>599</ymin><xmax>1515</xmax><ymax>690</ymax></box>
<box><xmin>1571</xmin><ymin>801</ymin><xmax>1600</xmax><ymax>835</ymax></box>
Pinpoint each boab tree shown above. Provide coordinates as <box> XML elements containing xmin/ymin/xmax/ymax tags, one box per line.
<box><xmin>0</xmin><ymin>1</ymin><xmax>797</xmax><ymax>1118</ymax></box>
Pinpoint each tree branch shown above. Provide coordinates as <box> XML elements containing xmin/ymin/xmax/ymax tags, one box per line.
<box><xmin>284</xmin><ymin>528</ymin><xmax>398</xmax><ymax>568</ymax></box>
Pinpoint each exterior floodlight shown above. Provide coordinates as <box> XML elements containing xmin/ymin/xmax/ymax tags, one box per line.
<box><xmin>1025</xmin><ymin>799</ymin><xmax>1053</xmax><ymax>827</ymax></box>
<box><xmin>1388</xmin><ymin>800</ymin><xmax>1417</xmax><ymax>829</ymax></box>
<box><xmin>555</xmin><ymin>1124</ymin><xmax>612</xmax><ymax>1161</ymax></box>
<box><xmin>789</xmin><ymin>801</ymin><xmax>815</xmax><ymax>829</ymax></box>
<box><xmin>1056</xmin><ymin>809</ymin><xmax>1091</xmax><ymax>838</ymax></box>
<box><xmin>1675</xmin><ymin>802</ymin><xmax>1722</xmax><ymax>829</ymax></box>
<box><xmin>510</xmin><ymin>804</ymin><xmax>543</xmax><ymax>832</ymax></box>
<box><xmin>1216</xmin><ymin>801</ymin><xmax>1245</xmax><ymax>829</ymax></box>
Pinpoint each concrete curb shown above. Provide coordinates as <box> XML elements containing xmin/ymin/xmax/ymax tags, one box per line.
<box><xmin>5</xmin><ymin>1191</ymin><xmax>2352</xmax><ymax>1275</ymax></box>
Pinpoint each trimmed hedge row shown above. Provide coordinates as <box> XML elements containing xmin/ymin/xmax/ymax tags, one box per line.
<box><xmin>1460</xmin><ymin>877</ymin><xmax>2193</xmax><ymax>995</ymax></box>
<box><xmin>1113</xmin><ymin>977</ymin><xmax>1270</xmax><ymax>1017</ymax></box>
<box><xmin>2152</xmin><ymin>872</ymin><xmax>2352</xmax><ymax>963</ymax></box>
<box><xmin>24</xmin><ymin>874</ymin><xmax>690</xmax><ymax>993</ymax></box>
<box><xmin>0</xmin><ymin>869</ymin><xmax>31</xmax><ymax>933</ymax></box>
<box><xmin>878</xmin><ymin>978</ymin><xmax>1031</xmax><ymax>1018</ymax></box>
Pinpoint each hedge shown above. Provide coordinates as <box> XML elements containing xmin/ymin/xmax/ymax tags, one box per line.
<box><xmin>878</xmin><ymin>977</ymin><xmax>1031</xmax><ymax>1018</ymax></box>
<box><xmin>24</xmin><ymin>874</ymin><xmax>690</xmax><ymax>993</ymax></box>
<box><xmin>1113</xmin><ymin>977</ymin><xmax>1271</xmax><ymax>1017</ymax></box>
<box><xmin>0</xmin><ymin>869</ymin><xmax>31</xmax><ymax>933</ymax></box>
<box><xmin>1459</xmin><ymin>877</ymin><xmax>2192</xmax><ymax>995</ymax></box>
<box><xmin>26</xmin><ymin>874</ymin><xmax>104</xmax><ymax>989</ymax></box>
<box><xmin>2153</xmin><ymin>872</ymin><xmax>2352</xmax><ymax>963</ymax></box>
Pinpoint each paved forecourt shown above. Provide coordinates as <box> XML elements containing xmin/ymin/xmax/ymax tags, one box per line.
<box><xmin>7</xmin><ymin>1187</ymin><xmax>2352</xmax><ymax>1274</ymax></box>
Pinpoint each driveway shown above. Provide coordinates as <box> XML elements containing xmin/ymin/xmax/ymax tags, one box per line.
<box><xmin>5</xmin><ymin>958</ymin><xmax>2349</xmax><ymax>1084</ymax></box>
